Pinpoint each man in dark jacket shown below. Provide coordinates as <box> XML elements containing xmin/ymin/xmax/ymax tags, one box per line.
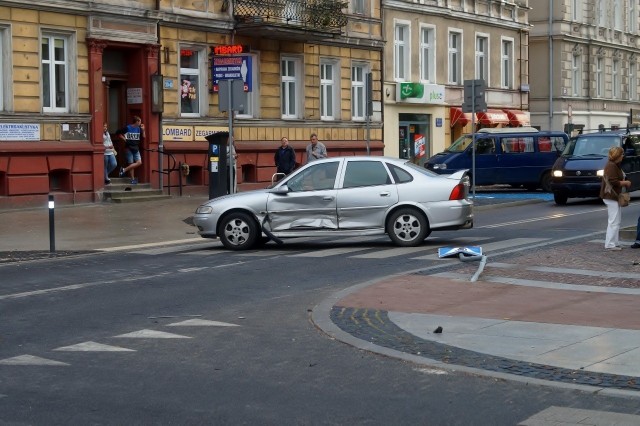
<box><xmin>274</xmin><ymin>137</ymin><xmax>296</xmax><ymax>179</ymax></box>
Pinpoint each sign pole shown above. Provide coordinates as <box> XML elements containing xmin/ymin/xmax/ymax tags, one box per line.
<box><xmin>227</xmin><ymin>79</ymin><xmax>235</xmax><ymax>194</ymax></box>
<box><xmin>471</xmin><ymin>82</ymin><xmax>476</xmax><ymax>200</ymax></box>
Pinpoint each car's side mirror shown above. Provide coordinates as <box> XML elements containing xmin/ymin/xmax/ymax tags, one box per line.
<box><xmin>270</xmin><ymin>185</ymin><xmax>290</xmax><ymax>195</ymax></box>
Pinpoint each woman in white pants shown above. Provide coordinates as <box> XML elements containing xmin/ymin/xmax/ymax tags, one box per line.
<box><xmin>599</xmin><ymin>146</ymin><xmax>631</xmax><ymax>250</ymax></box>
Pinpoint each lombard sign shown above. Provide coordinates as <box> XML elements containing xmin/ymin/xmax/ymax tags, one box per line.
<box><xmin>396</xmin><ymin>83</ymin><xmax>445</xmax><ymax>104</ymax></box>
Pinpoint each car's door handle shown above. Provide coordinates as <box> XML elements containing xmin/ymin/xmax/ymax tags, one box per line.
<box><xmin>323</xmin><ymin>196</ymin><xmax>334</xmax><ymax>201</ymax></box>
<box><xmin>380</xmin><ymin>192</ymin><xmax>390</xmax><ymax>197</ymax></box>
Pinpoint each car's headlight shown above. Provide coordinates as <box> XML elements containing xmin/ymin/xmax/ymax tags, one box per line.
<box><xmin>552</xmin><ymin>170</ymin><xmax>563</xmax><ymax>177</ymax></box>
<box><xmin>432</xmin><ymin>163</ymin><xmax>447</xmax><ymax>170</ymax></box>
<box><xmin>195</xmin><ymin>205</ymin><xmax>213</xmax><ymax>214</ymax></box>
<box><xmin>596</xmin><ymin>169</ymin><xmax>604</xmax><ymax>177</ymax></box>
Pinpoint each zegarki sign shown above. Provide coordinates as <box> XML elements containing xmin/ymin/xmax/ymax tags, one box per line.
<box><xmin>211</xmin><ymin>45</ymin><xmax>252</xmax><ymax>93</ymax></box>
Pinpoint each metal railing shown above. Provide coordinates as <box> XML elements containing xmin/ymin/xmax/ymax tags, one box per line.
<box><xmin>233</xmin><ymin>0</ymin><xmax>347</xmax><ymax>31</ymax></box>
<box><xmin>147</xmin><ymin>148</ymin><xmax>182</xmax><ymax>196</ymax></box>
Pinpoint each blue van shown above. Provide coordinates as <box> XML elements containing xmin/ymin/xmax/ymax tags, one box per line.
<box><xmin>550</xmin><ymin>129</ymin><xmax>640</xmax><ymax>205</ymax></box>
<box><xmin>425</xmin><ymin>128</ymin><xmax>568</xmax><ymax>191</ymax></box>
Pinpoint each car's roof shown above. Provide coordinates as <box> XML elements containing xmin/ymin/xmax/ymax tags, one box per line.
<box><xmin>311</xmin><ymin>156</ymin><xmax>407</xmax><ymax>163</ymax></box>
<box><xmin>577</xmin><ymin>130</ymin><xmax>640</xmax><ymax>137</ymax></box>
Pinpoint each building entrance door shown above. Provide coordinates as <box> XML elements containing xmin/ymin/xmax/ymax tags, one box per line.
<box><xmin>399</xmin><ymin>114</ymin><xmax>431</xmax><ymax>167</ymax></box>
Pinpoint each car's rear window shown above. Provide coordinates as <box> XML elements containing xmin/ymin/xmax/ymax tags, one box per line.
<box><xmin>387</xmin><ymin>163</ymin><xmax>413</xmax><ymax>183</ymax></box>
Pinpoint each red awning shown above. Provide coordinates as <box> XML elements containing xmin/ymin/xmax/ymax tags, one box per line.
<box><xmin>503</xmin><ymin>109</ymin><xmax>531</xmax><ymax>127</ymax></box>
<box><xmin>450</xmin><ymin>107</ymin><xmax>475</xmax><ymax>127</ymax></box>
<box><xmin>477</xmin><ymin>109</ymin><xmax>510</xmax><ymax>126</ymax></box>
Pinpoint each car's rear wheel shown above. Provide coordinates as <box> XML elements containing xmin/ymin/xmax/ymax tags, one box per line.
<box><xmin>219</xmin><ymin>212</ymin><xmax>258</xmax><ymax>250</ymax></box>
<box><xmin>553</xmin><ymin>192</ymin><xmax>568</xmax><ymax>205</ymax></box>
<box><xmin>386</xmin><ymin>208</ymin><xmax>429</xmax><ymax>247</ymax></box>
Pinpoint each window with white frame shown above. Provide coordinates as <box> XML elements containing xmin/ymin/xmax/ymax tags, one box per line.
<box><xmin>501</xmin><ymin>39</ymin><xmax>513</xmax><ymax>89</ymax></box>
<box><xmin>394</xmin><ymin>23</ymin><xmax>409</xmax><ymax>80</ymax></box>
<box><xmin>571</xmin><ymin>53</ymin><xmax>581</xmax><ymax>96</ymax></box>
<box><xmin>420</xmin><ymin>26</ymin><xmax>435</xmax><ymax>83</ymax></box>
<box><xmin>475</xmin><ymin>35</ymin><xmax>488</xmax><ymax>82</ymax></box>
<box><xmin>281</xmin><ymin>56</ymin><xmax>301</xmax><ymax>119</ymax></box>
<box><xmin>596</xmin><ymin>57</ymin><xmax>604</xmax><ymax>97</ymax></box>
<box><xmin>179</xmin><ymin>47</ymin><xmax>205</xmax><ymax>116</ymax></box>
<box><xmin>572</xmin><ymin>0</ymin><xmax>581</xmax><ymax>21</ymax></box>
<box><xmin>598</xmin><ymin>3</ymin><xmax>607</xmax><ymax>27</ymax></box>
<box><xmin>631</xmin><ymin>1</ymin><xmax>637</xmax><ymax>33</ymax></box>
<box><xmin>614</xmin><ymin>0</ymin><xmax>623</xmax><ymax>30</ymax></box>
<box><xmin>630</xmin><ymin>62</ymin><xmax>637</xmax><ymax>101</ymax></box>
<box><xmin>42</xmin><ymin>33</ymin><xmax>69</xmax><ymax>112</ymax></box>
<box><xmin>320</xmin><ymin>60</ymin><xmax>338</xmax><ymax>120</ymax></box>
<box><xmin>613</xmin><ymin>59</ymin><xmax>620</xmax><ymax>98</ymax></box>
<box><xmin>353</xmin><ymin>0</ymin><xmax>365</xmax><ymax>15</ymax></box>
<box><xmin>448</xmin><ymin>31</ymin><xmax>462</xmax><ymax>84</ymax></box>
<box><xmin>351</xmin><ymin>64</ymin><xmax>367</xmax><ymax>121</ymax></box>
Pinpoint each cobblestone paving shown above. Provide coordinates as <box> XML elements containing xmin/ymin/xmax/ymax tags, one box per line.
<box><xmin>331</xmin><ymin>306</ymin><xmax>640</xmax><ymax>391</ymax></box>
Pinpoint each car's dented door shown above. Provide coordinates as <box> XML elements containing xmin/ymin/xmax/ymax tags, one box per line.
<box><xmin>337</xmin><ymin>159</ymin><xmax>399</xmax><ymax>229</ymax></box>
<box><xmin>266</xmin><ymin>161</ymin><xmax>340</xmax><ymax>231</ymax></box>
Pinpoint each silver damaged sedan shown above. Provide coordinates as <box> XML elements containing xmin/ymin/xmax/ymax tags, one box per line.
<box><xmin>193</xmin><ymin>156</ymin><xmax>473</xmax><ymax>250</ymax></box>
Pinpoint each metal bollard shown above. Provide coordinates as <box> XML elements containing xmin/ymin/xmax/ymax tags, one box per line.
<box><xmin>48</xmin><ymin>194</ymin><xmax>55</xmax><ymax>253</ymax></box>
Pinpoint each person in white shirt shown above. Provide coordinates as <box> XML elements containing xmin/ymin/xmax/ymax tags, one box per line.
<box><xmin>103</xmin><ymin>123</ymin><xmax>117</xmax><ymax>184</ymax></box>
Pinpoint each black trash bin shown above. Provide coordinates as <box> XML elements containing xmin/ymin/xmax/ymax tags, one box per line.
<box><xmin>205</xmin><ymin>131</ymin><xmax>229</xmax><ymax>199</ymax></box>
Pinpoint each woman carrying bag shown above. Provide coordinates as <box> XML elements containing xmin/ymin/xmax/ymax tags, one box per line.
<box><xmin>599</xmin><ymin>146</ymin><xmax>631</xmax><ymax>251</ymax></box>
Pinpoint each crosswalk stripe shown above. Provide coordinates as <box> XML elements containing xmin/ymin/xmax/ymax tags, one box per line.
<box><xmin>113</xmin><ymin>329</ymin><xmax>191</xmax><ymax>339</ymax></box>
<box><xmin>0</xmin><ymin>355</ymin><xmax>69</xmax><ymax>366</ymax></box>
<box><xmin>352</xmin><ymin>246</ymin><xmax>433</xmax><ymax>259</ymax></box>
<box><xmin>167</xmin><ymin>319</ymin><xmax>240</xmax><ymax>327</ymax></box>
<box><xmin>290</xmin><ymin>246</ymin><xmax>371</xmax><ymax>257</ymax></box>
<box><xmin>53</xmin><ymin>341</ymin><xmax>135</xmax><ymax>352</ymax></box>
<box><xmin>411</xmin><ymin>238</ymin><xmax>549</xmax><ymax>260</ymax></box>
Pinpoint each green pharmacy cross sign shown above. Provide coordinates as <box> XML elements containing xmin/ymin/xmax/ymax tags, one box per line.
<box><xmin>399</xmin><ymin>82</ymin><xmax>424</xmax><ymax>99</ymax></box>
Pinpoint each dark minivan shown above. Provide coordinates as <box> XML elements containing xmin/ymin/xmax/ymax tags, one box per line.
<box><xmin>550</xmin><ymin>129</ymin><xmax>640</xmax><ymax>205</ymax></box>
<box><xmin>425</xmin><ymin>128</ymin><xmax>568</xmax><ymax>191</ymax></box>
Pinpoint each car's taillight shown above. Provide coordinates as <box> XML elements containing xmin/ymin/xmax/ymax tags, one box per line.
<box><xmin>449</xmin><ymin>183</ymin><xmax>466</xmax><ymax>200</ymax></box>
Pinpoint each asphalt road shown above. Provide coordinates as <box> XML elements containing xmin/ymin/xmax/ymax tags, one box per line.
<box><xmin>1</xmin><ymin>198</ymin><xmax>640</xmax><ymax>425</ymax></box>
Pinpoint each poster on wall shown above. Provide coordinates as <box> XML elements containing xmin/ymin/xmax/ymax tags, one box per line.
<box><xmin>414</xmin><ymin>134</ymin><xmax>426</xmax><ymax>158</ymax></box>
<box><xmin>0</xmin><ymin>123</ymin><xmax>40</xmax><ymax>141</ymax></box>
<box><xmin>127</xmin><ymin>88</ymin><xmax>143</xmax><ymax>104</ymax></box>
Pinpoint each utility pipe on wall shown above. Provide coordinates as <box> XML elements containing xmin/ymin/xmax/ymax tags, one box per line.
<box><xmin>549</xmin><ymin>0</ymin><xmax>554</xmax><ymax>131</ymax></box>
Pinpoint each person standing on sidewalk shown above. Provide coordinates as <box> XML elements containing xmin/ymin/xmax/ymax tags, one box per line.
<box><xmin>103</xmin><ymin>123</ymin><xmax>117</xmax><ymax>185</ymax></box>
<box><xmin>274</xmin><ymin>137</ymin><xmax>296</xmax><ymax>179</ymax></box>
<box><xmin>115</xmin><ymin>116</ymin><xmax>145</xmax><ymax>185</ymax></box>
<box><xmin>305</xmin><ymin>133</ymin><xmax>327</xmax><ymax>164</ymax></box>
<box><xmin>599</xmin><ymin>146</ymin><xmax>631</xmax><ymax>251</ymax></box>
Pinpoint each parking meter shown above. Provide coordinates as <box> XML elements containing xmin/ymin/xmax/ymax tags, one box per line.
<box><xmin>206</xmin><ymin>131</ymin><xmax>229</xmax><ymax>199</ymax></box>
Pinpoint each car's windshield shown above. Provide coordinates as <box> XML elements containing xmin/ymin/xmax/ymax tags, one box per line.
<box><xmin>563</xmin><ymin>135</ymin><xmax>620</xmax><ymax>156</ymax></box>
<box><xmin>446</xmin><ymin>135</ymin><xmax>473</xmax><ymax>152</ymax></box>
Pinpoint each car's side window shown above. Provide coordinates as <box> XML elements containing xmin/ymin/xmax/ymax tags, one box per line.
<box><xmin>287</xmin><ymin>161</ymin><xmax>339</xmax><ymax>192</ymax></box>
<box><xmin>343</xmin><ymin>160</ymin><xmax>392</xmax><ymax>188</ymax></box>
<box><xmin>475</xmin><ymin>138</ymin><xmax>495</xmax><ymax>155</ymax></box>
<box><xmin>387</xmin><ymin>163</ymin><xmax>413</xmax><ymax>183</ymax></box>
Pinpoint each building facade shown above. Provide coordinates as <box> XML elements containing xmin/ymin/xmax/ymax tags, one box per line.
<box><xmin>0</xmin><ymin>0</ymin><xmax>383</xmax><ymax>207</ymax></box>
<box><xmin>382</xmin><ymin>0</ymin><xmax>531</xmax><ymax>166</ymax></box>
<box><xmin>529</xmin><ymin>0</ymin><xmax>640</xmax><ymax>133</ymax></box>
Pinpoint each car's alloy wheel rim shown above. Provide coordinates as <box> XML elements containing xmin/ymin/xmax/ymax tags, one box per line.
<box><xmin>393</xmin><ymin>214</ymin><xmax>421</xmax><ymax>242</ymax></box>
<box><xmin>224</xmin><ymin>218</ymin><xmax>250</xmax><ymax>246</ymax></box>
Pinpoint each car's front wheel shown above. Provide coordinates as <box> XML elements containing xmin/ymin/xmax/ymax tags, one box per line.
<box><xmin>386</xmin><ymin>208</ymin><xmax>429</xmax><ymax>247</ymax></box>
<box><xmin>219</xmin><ymin>212</ymin><xmax>258</xmax><ymax>250</ymax></box>
<box><xmin>553</xmin><ymin>192</ymin><xmax>568</xmax><ymax>205</ymax></box>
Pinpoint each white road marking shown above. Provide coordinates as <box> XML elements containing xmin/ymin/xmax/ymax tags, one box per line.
<box><xmin>0</xmin><ymin>355</ymin><xmax>69</xmax><ymax>366</ymax></box>
<box><xmin>475</xmin><ymin>207</ymin><xmax>604</xmax><ymax>229</ymax></box>
<box><xmin>352</xmin><ymin>246</ymin><xmax>433</xmax><ymax>259</ymax></box>
<box><xmin>0</xmin><ymin>272</ymin><xmax>172</xmax><ymax>301</ymax></box>
<box><xmin>113</xmin><ymin>329</ymin><xmax>191</xmax><ymax>339</ymax></box>
<box><xmin>97</xmin><ymin>238</ymin><xmax>209</xmax><ymax>252</ymax></box>
<box><xmin>166</xmin><ymin>319</ymin><xmax>240</xmax><ymax>327</ymax></box>
<box><xmin>290</xmin><ymin>247</ymin><xmax>371</xmax><ymax>257</ymax></box>
<box><xmin>53</xmin><ymin>341</ymin><xmax>135</xmax><ymax>352</ymax></box>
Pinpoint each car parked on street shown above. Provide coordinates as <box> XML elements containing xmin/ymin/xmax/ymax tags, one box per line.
<box><xmin>550</xmin><ymin>129</ymin><xmax>640</xmax><ymax>205</ymax></box>
<box><xmin>425</xmin><ymin>127</ymin><xmax>568</xmax><ymax>192</ymax></box>
<box><xmin>193</xmin><ymin>156</ymin><xmax>473</xmax><ymax>250</ymax></box>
